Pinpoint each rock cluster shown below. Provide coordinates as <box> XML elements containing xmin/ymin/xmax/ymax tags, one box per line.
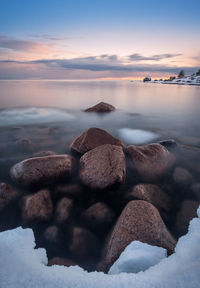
<box><xmin>1</xmin><ymin>119</ymin><xmax>199</xmax><ymax>273</ymax></box>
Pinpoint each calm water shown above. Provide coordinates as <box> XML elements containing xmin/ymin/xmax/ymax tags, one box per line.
<box><xmin>0</xmin><ymin>80</ymin><xmax>200</xmax><ymax>181</ymax></box>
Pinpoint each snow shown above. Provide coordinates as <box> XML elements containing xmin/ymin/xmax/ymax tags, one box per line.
<box><xmin>0</xmin><ymin>107</ymin><xmax>75</xmax><ymax>127</ymax></box>
<box><xmin>0</xmin><ymin>206</ymin><xmax>200</xmax><ymax>288</ymax></box>
<box><xmin>118</xmin><ymin>128</ymin><xmax>159</xmax><ymax>145</ymax></box>
<box><xmin>153</xmin><ymin>75</ymin><xmax>200</xmax><ymax>86</ymax></box>
<box><xmin>108</xmin><ymin>241</ymin><xmax>166</xmax><ymax>275</ymax></box>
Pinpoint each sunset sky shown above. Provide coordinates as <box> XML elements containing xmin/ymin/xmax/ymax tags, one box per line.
<box><xmin>0</xmin><ymin>0</ymin><xmax>200</xmax><ymax>80</ymax></box>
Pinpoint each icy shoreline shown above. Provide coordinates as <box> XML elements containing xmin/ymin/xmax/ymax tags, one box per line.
<box><xmin>152</xmin><ymin>75</ymin><xmax>200</xmax><ymax>86</ymax></box>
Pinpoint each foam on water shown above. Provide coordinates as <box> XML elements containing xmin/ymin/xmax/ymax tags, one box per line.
<box><xmin>118</xmin><ymin>128</ymin><xmax>159</xmax><ymax>145</ymax></box>
<box><xmin>0</xmin><ymin>107</ymin><xmax>75</xmax><ymax>126</ymax></box>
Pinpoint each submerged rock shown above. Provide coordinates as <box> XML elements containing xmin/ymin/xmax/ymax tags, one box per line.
<box><xmin>97</xmin><ymin>200</ymin><xmax>176</xmax><ymax>272</ymax></box>
<box><xmin>54</xmin><ymin>183</ymin><xmax>82</xmax><ymax>198</ymax></box>
<box><xmin>79</xmin><ymin>144</ymin><xmax>126</xmax><ymax>189</ymax></box>
<box><xmin>0</xmin><ymin>183</ymin><xmax>19</xmax><ymax>212</ymax></box>
<box><xmin>190</xmin><ymin>183</ymin><xmax>200</xmax><ymax>200</ymax></box>
<box><xmin>175</xmin><ymin>200</ymin><xmax>200</xmax><ymax>236</ymax></box>
<box><xmin>10</xmin><ymin>155</ymin><xmax>75</xmax><ymax>187</ymax></box>
<box><xmin>80</xmin><ymin>202</ymin><xmax>115</xmax><ymax>234</ymax></box>
<box><xmin>84</xmin><ymin>102</ymin><xmax>115</xmax><ymax>113</ymax></box>
<box><xmin>173</xmin><ymin>167</ymin><xmax>193</xmax><ymax>188</ymax></box>
<box><xmin>48</xmin><ymin>257</ymin><xmax>76</xmax><ymax>267</ymax></box>
<box><xmin>127</xmin><ymin>143</ymin><xmax>175</xmax><ymax>182</ymax></box>
<box><xmin>43</xmin><ymin>225</ymin><xmax>62</xmax><ymax>244</ymax></box>
<box><xmin>70</xmin><ymin>127</ymin><xmax>125</xmax><ymax>154</ymax></box>
<box><xmin>54</xmin><ymin>197</ymin><xmax>73</xmax><ymax>226</ymax></box>
<box><xmin>21</xmin><ymin>189</ymin><xmax>53</xmax><ymax>225</ymax></box>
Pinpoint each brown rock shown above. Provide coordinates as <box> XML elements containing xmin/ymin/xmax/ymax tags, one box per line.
<box><xmin>21</xmin><ymin>189</ymin><xmax>53</xmax><ymax>225</ymax></box>
<box><xmin>125</xmin><ymin>184</ymin><xmax>171</xmax><ymax>215</ymax></box>
<box><xmin>55</xmin><ymin>183</ymin><xmax>82</xmax><ymax>198</ymax></box>
<box><xmin>54</xmin><ymin>197</ymin><xmax>73</xmax><ymax>225</ymax></box>
<box><xmin>98</xmin><ymin>200</ymin><xmax>176</xmax><ymax>272</ymax></box>
<box><xmin>127</xmin><ymin>143</ymin><xmax>175</xmax><ymax>182</ymax></box>
<box><xmin>175</xmin><ymin>200</ymin><xmax>200</xmax><ymax>236</ymax></box>
<box><xmin>70</xmin><ymin>128</ymin><xmax>125</xmax><ymax>154</ymax></box>
<box><xmin>84</xmin><ymin>102</ymin><xmax>115</xmax><ymax>113</ymax></box>
<box><xmin>10</xmin><ymin>155</ymin><xmax>75</xmax><ymax>187</ymax></box>
<box><xmin>43</xmin><ymin>225</ymin><xmax>62</xmax><ymax>244</ymax></box>
<box><xmin>0</xmin><ymin>183</ymin><xmax>19</xmax><ymax>212</ymax></box>
<box><xmin>69</xmin><ymin>227</ymin><xmax>100</xmax><ymax>260</ymax></box>
<box><xmin>48</xmin><ymin>257</ymin><xmax>76</xmax><ymax>267</ymax></box>
<box><xmin>80</xmin><ymin>202</ymin><xmax>115</xmax><ymax>233</ymax></box>
<box><xmin>80</xmin><ymin>144</ymin><xmax>126</xmax><ymax>189</ymax></box>
<box><xmin>173</xmin><ymin>167</ymin><xmax>193</xmax><ymax>188</ymax></box>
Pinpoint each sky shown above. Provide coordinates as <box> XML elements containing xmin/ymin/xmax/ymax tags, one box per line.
<box><xmin>0</xmin><ymin>0</ymin><xmax>199</xmax><ymax>80</ymax></box>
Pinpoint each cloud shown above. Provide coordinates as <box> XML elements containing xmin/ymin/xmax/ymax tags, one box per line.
<box><xmin>29</xmin><ymin>34</ymin><xmax>70</xmax><ymax>41</ymax></box>
<box><xmin>129</xmin><ymin>53</ymin><xmax>182</xmax><ymax>62</ymax></box>
<box><xmin>0</xmin><ymin>35</ymin><xmax>50</xmax><ymax>53</ymax></box>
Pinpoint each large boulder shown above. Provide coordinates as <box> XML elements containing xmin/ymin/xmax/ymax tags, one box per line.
<box><xmin>125</xmin><ymin>184</ymin><xmax>171</xmax><ymax>217</ymax></box>
<box><xmin>0</xmin><ymin>183</ymin><xmax>19</xmax><ymax>212</ymax></box>
<box><xmin>21</xmin><ymin>189</ymin><xmax>53</xmax><ymax>225</ymax></box>
<box><xmin>69</xmin><ymin>227</ymin><xmax>100</xmax><ymax>260</ymax></box>
<box><xmin>79</xmin><ymin>144</ymin><xmax>126</xmax><ymax>189</ymax></box>
<box><xmin>70</xmin><ymin>128</ymin><xmax>125</xmax><ymax>154</ymax></box>
<box><xmin>175</xmin><ymin>200</ymin><xmax>200</xmax><ymax>236</ymax></box>
<box><xmin>80</xmin><ymin>202</ymin><xmax>115</xmax><ymax>234</ymax></box>
<box><xmin>54</xmin><ymin>197</ymin><xmax>73</xmax><ymax>225</ymax></box>
<box><xmin>127</xmin><ymin>144</ymin><xmax>175</xmax><ymax>182</ymax></box>
<box><xmin>97</xmin><ymin>200</ymin><xmax>176</xmax><ymax>272</ymax></box>
<box><xmin>48</xmin><ymin>257</ymin><xmax>76</xmax><ymax>267</ymax></box>
<box><xmin>84</xmin><ymin>102</ymin><xmax>115</xmax><ymax>113</ymax></box>
<box><xmin>10</xmin><ymin>155</ymin><xmax>75</xmax><ymax>187</ymax></box>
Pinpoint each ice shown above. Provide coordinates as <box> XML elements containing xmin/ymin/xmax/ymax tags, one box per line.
<box><xmin>0</xmin><ymin>107</ymin><xmax>75</xmax><ymax>126</ymax></box>
<box><xmin>0</xmin><ymin>206</ymin><xmax>200</xmax><ymax>288</ymax></box>
<box><xmin>118</xmin><ymin>128</ymin><xmax>159</xmax><ymax>145</ymax></box>
<box><xmin>108</xmin><ymin>241</ymin><xmax>167</xmax><ymax>275</ymax></box>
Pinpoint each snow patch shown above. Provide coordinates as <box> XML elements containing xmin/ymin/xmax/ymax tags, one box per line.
<box><xmin>0</xmin><ymin>107</ymin><xmax>75</xmax><ymax>126</ymax></box>
<box><xmin>108</xmin><ymin>241</ymin><xmax>166</xmax><ymax>275</ymax></box>
<box><xmin>118</xmin><ymin>128</ymin><xmax>159</xmax><ymax>145</ymax></box>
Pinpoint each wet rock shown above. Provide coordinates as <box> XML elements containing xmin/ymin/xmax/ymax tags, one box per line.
<box><xmin>48</xmin><ymin>257</ymin><xmax>76</xmax><ymax>267</ymax></box>
<box><xmin>84</xmin><ymin>102</ymin><xmax>115</xmax><ymax>113</ymax></box>
<box><xmin>175</xmin><ymin>200</ymin><xmax>200</xmax><ymax>236</ymax></box>
<box><xmin>10</xmin><ymin>155</ymin><xmax>75</xmax><ymax>187</ymax></box>
<box><xmin>80</xmin><ymin>144</ymin><xmax>126</xmax><ymax>189</ymax></box>
<box><xmin>80</xmin><ymin>202</ymin><xmax>115</xmax><ymax>234</ymax></box>
<box><xmin>69</xmin><ymin>227</ymin><xmax>100</xmax><ymax>260</ymax></box>
<box><xmin>159</xmin><ymin>139</ymin><xmax>177</xmax><ymax>150</ymax></box>
<box><xmin>125</xmin><ymin>184</ymin><xmax>171</xmax><ymax>216</ymax></box>
<box><xmin>173</xmin><ymin>167</ymin><xmax>193</xmax><ymax>188</ymax></box>
<box><xmin>43</xmin><ymin>225</ymin><xmax>62</xmax><ymax>244</ymax></box>
<box><xmin>190</xmin><ymin>183</ymin><xmax>200</xmax><ymax>200</ymax></box>
<box><xmin>97</xmin><ymin>200</ymin><xmax>176</xmax><ymax>272</ymax></box>
<box><xmin>21</xmin><ymin>189</ymin><xmax>53</xmax><ymax>225</ymax></box>
<box><xmin>70</xmin><ymin>127</ymin><xmax>125</xmax><ymax>154</ymax></box>
<box><xmin>54</xmin><ymin>183</ymin><xmax>82</xmax><ymax>198</ymax></box>
<box><xmin>0</xmin><ymin>183</ymin><xmax>19</xmax><ymax>212</ymax></box>
<box><xmin>54</xmin><ymin>197</ymin><xmax>73</xmax><ymax>226</ymax></box>
<box><xmin>127</xmin><ymin>143</ymin><xmax>175</xmax><ymax>182</ymax></box>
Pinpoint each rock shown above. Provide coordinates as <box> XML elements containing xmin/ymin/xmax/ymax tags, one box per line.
<box><xmin>97</xmin><ymin>200</ymin><xmax>176</xmax><ymax>272</ymax></box>
<box><xmin>80</xmin><ymin>202</ymin><xmax>115</xmax><ymax>233</ymax></box>
<box><xmin>21</xmin><ymin>189</ymin><xmax>53</xmax><ymax>225</ymax></box>
<box><xmin>69</xmin><ymin>227</ymin><xmax>100</xmax><ymax>260</ymax></box>
<box><xmin>127</xmin><ymin>144</ymin><xmax>175</xmax><ymax>182</ymax></box>
<box><xmin>48</xmin><ymin>257</ymin><xmax>76</xmax><ymax>267</ymax></box>
<box><xmin>175</xmin><ymin>200</ymin><xmax>200</xmax><ymax>236</ymax></box>
<box><xmin>80</xmin><ymin>144</ymin><xmax>126</xmax><ymax>189</ymax></box>
<box><xmin>0</xmin><ymin>183</ymin><xmax>19</xmax><ymax>212</ymax></box>
<box><xmin>173</xmin><ymin>167</ymin><xmax>193</xmax><ymax>188</ymax></box>
<box><xmin>43</xmin><ymin>225</ymin><xmax>62</xmax><ymax>244</ymax></box>
<box><xmin>70</xmin><ymin>128</ymin><xmax>125</xmax><ymax>154</ymax></box>
<box><xmin>125</xmin><ymin>184</ymin><xmax>171</xmax><ymax>216</ymax></box>
<box><xmin>54</xmin><ymin>197</ymin><xmax>73</xmax><ymax>225</ymax></box>
<box><xmin>54</xmin><ymin>183</ymin><xmax>82</xmax><ymax>198</ymax></box>
<box><xmin>190</xmin><ymin>183</ymin><xmax>200</xmax><ymax>200</ymax></box>
<box><xmin>32</xmin><ymin>150</ymin><xmax>57</xmax><ymax>157</ymax></box>
<box><xmin>15</xmin><ymin>138</ymin><xmax>36</xmax><ymax>152</ymax></box>
<box><xmin>84</xmin><ymin>102</ymin><xmax>115</xmax><ymax>113</ymax></box>
<box><xmin>159</xmin><ymin>139</ymin><xmax>177</xmax><ymax>150</ymax></box>
<box><xmin>10</xmin><ymin>155</ymin><xmax>75</xmax><ymax>187</ymax></box>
